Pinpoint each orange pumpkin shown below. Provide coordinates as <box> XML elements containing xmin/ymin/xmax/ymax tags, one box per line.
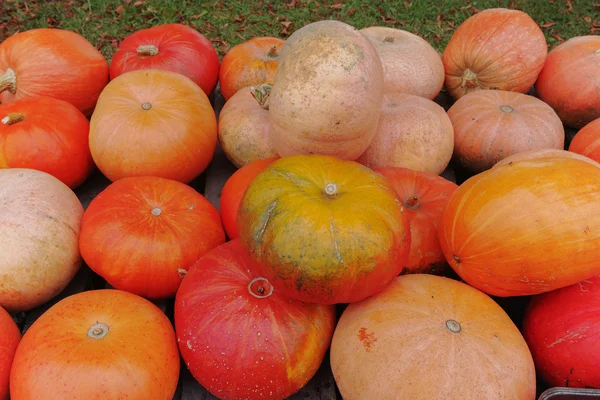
<box><xmin>360</xmin><ymin>26</ymin><xmax>444</xmax><ymax>99</ymax></box>
<box><xmin>0</xmin><ymin>96</ymin><xmax>94</xmax><ymax>188</ymax></box>
<box><xmin>0</xmin><ymin>28</ymin><xmax>109</xmax><ymax>116</ymax></box>
<box><xmin>10</xmin><ymin>289</ymin><xmax>180</xmax><ymax>400</ymax></box>
<box><xmin>220</xmin><ymin>157</ymin><xmax>278</xmax><ymax>240</ymax></box>
<box><xmin>536</xmin><ymin>36</ymin><xmax>600</xmax><ymax>128</ymax></box>
<box><xmin>439</xmin><ymin>157</ymin><xmax>600</xmax><ymax>297</ymax></box>
<box><xmin>238</xmin><ymin>155</ymin><xmax>410</xmax><ymax>305</ymax></box>
<box><xmin>442</xmin><ymin>8</ymin><xmax>547</xmax><ymax>99</ymax></box>
<box><xmin>79</xmin><ymin>176</ymin><xmax>225</xmax><ymax>299</ymax></box>
<box><xmin>218</xmin><ymin>85</ymin><xmax>278</xmax><ymax>168</ymax></box>
<box><xmin>219</xmin><ymin>37</ymin><xmax>285</xmax><ymax>101</ymax></box>
<box><xmin>375</xmin><ymin>167</ymin><xmax>457</xmax><ymax>274</ymax></box>
<box><xmin>494</xmin><ymin>148</ymin><xmax>600</xmax><ymax>168</ymax></box>
<box><xmin>89</xmin><ymin>69</ymin><xmax>217</xmax><ymax>183</ymax></box>
<box><xmin>569</xmin><ymin>118</ymin><xmax>600</xmax><ymax>164</ymax></box>
<box><xmin>357</xmin><ymin>93</ymin><xmax>454</xmax><ymax>174</ymax></box>
<box><xmin>330</xmin><ymin>274</ymin><xmax>536</xmax><ymax>400</ymax></box>
<box><xmin>0</xmin><ymin>306</ymin><xmax>20</xmax><ymax>400</ymax></box>
<box><xmin>447</xmin><ymin>90</ymin><xmax>564</xmax><ymax>172</ymax></box>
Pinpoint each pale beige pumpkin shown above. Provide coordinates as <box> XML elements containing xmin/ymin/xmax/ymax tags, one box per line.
<box><xmin>494</xmin><ymin>148</ymin><xmax>600</xmax><ymax>168</ymax></box>
<box><xmin>357</xmin><ymin>93</ymin><xmax>454</xmax><ymax>174</ymax></box>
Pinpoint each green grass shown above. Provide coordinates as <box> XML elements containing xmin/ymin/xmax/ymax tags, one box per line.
<box><xmin>1</xmin><ymin>0</ymin><xmax>598</xmax><ymax>61</ymax></box>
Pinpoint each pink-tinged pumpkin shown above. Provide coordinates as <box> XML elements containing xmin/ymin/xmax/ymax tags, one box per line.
<box><xmin>269</xmin><ymin>20</ymin><xmax>384</xmax><ymax>160</ymax></box>
<box><xmin>174</xmin><ymin>239</ymin><xmax>336</xmax><ymax>400</ymax></box>
<box><xmin>536</xmin><ymin>36</ymin><xmax>600</xmax><ymax>128</ymax></box>
<box><xmin>569</xmin><ymin>118</ymin><xmax>600</xmax><ymax>164</ymax></box>
<box><xmin>523</xmin><ymin>276</ymin><xmax>600</xmax><ymax>388</ymax></box>
<box><xmin>360</xmin><ymin>26</ymin><xmax>444</xmax><ymax>99</ymax></box>
<box><xmin>442</xmin><ymin>8</ymin><xmax>547</xmax><ymax>99</ymax></box>
<box><xmin>357</xmin><ymin>93</ymin><xmax>454</xmax><ymax>174</ymax></box>
<box><xmin>494</xmin><ymin>148</ymin><xmax>600</xmax><ymax>168</ymax></box>
<box><xmin>0</xmin><ymin>306</ymin><xmax>20</xmax><ymax>400</ymax></box>
<box><xmin>109</xmin><ymin>24</ymin><xmax>220</xmax><ymax>96</ymax></box>
<box><xmin>330</xmin><ymin>274</ymin><xmax>536</xmax><ymax>400</ymax></box>
<box><xmin>447</xmin><ymin>90</ymin><xmax>565</xmax><ymax>172</ymax></box>
<box><xmin>0</xmin><ymin>28</ymin><xmax>109</xmax><ymax>116</ymax></box>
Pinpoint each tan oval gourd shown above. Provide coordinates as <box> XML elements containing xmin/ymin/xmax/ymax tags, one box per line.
<box><xmin>360</xmin><ymin>26</ymin><xmax>444</xmax><ymax>100</ymax></box>
<box><xmin>269</xmin><ymin>20</ymin><xmax>384</xmax><ymax>160</ymax></box>
<box><xmin>357</xmin><ymin>93</ymin><xmax>454</xmax><ymax>174</ymax></box>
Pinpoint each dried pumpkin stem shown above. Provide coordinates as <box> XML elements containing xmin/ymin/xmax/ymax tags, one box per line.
<box><xmin>137</xmin><ymin>45</ymin><xmax>159</xmax><ymax>56</ymax></box>
<box><xmin>461</xmin><ymin>69</ymin><xmax>479</xmax><ymax>93</ymax></box>
<box><xmin>500</xmin><ymin>105</ymin><xmax>514</xmax><ymax>113</ymax></box>
<box><xmin>323</xmin><ymin>182</ymin><xmax>338</xmax><ymax>199</ymax></box>
<box><xmin>87</xmin><ymin>322</ymin><xmax>109</xmax><ymax>339</ymax></box>
<box><xmin>404</xmin><ymin>195</ymin><xmax>420</xmax><ymax>210</ymax></box>
<box><xmin>383</xmin><ymin>37</ymin><xmax>396</xmax><ymax>43</ymax></box>
<box><xmin>445</xmin><ymin>320</ymin><xmax>461</xmax><ymax>333</ymax></box>
<box><xmin>1</xmin><ymin>112</ymin><xmax>25</xmax><ymax>125</ymax></box>
<box><xmin>248</xmin><ymin>277</ymin><xmax>274</xmax><ymax>299</ymax></box>
<box><xmin>250</xmin><ymin>83</ymin><xmax>273</xmax><ymax>110</ymax></box>
<box><xmin>0</xmin><ymin>68</ymin><xmax>17</xmax><ymax>94</ymax></box>
<box><xmin>267</xmin><ymin>45</ymin><xmax>279</xmax><ymax>58</ymax></box>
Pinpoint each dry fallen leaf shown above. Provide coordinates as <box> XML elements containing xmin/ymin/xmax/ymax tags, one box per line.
<box><xmin>540</xmin><ymin>21</ymin><xmax>556</xmax><ymax>28</ymax></box>
<box><xmin>280</xmin><ymin>20</ymin><xmax>293</xmax><ymax>36</ymax></box>
<box><xmin>328</xmin><ymin>4</ymin><xmax>343</xmax><ymax>9</ymax></box>
<box><xmin>346</xmin><ymin>8</ymin><xmax>356</xmax><ymax>17</ymax></box>
<box><xmin>115</xmin><ymin>5</ymin><xmax>125</xmax><ymax>14</ymax></box>
<box><xmin>133</xmin><ymin>1</ymin><xmax>145</xmax><ymax>6</ymax></box>
<box><xmin>381</xmin><ymin>16</ymin><xmax>398</xmax><ymax>24</ymax></box>
<box><xmin>583</xmin><ymin>16</ymin><xmax>592</xmax><ymax>23</ymax></box>
<box><xmin>552</xmin><ymin>33</ymin><xmax>565</xmax><ymax>42</ymax></box>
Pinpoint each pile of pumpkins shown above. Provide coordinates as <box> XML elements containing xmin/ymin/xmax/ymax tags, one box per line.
<box><xmin>0</xmin><ymin>6</ymin><xmax>600</xmax><ymax>400</ymax></box>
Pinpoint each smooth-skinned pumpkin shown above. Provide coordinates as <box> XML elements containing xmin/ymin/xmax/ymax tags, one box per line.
<box><xmin>442</xmin><ymin>8</ymin><xmax>547</xmax><ymax>99</ymax></box>
<box><xmin>10</xmin><ymin>289</ymin><xmax>180</xmax><ymax>400</ymax></box>
<box><xmin>494</xmin><ymin>148</ymin><xmax>600</xmax><ymax>168</ymax></box>
<box><xmin>174</xmin><ymin>239</ymin><xmax>336</xmax><ymax>400</ymax></box>
<box><xmin>360</xmin><ymin>26</ymin><xmax>444</xmax><ymax>99</ymax></box>
<box><xmin>269</xmin><ymin>20</ymin><xmax>384</xmax><ymax>160</ymax></box>
<box><xmin>569</xmin><ymin>118</ymin><xmax>600</xmax><ymax>164</ymax></box>
<box><xmin>79</xmin><ymin>176</ymin><xmax>225</xmax><ymax>299</ymax></box>
<box><xmin>89</xmin><ymin>69</ymin><xmax>217</xmax><ymax>183</ymax></box>
<box><xmin>330</xmin><ymin>274</ymin><xmax>536</xmax><ymax>400</ymax></box>
<box><xmin>0</xmin><ymin>306</ymin><xmax>20</xmax><ymax>400</ymax></box>
<box><xmin>522</xmin><ymin>275</ymin><xmax>600</xmax><ymax>388</ymax></box>
<box><xmin>447</xmin><ymin>89</ymin><xmax>565</xmax><ymax>172</ymax></box>
<box><xmin>109</xmin><ymin>23</ymin><xmax>220</xmax><ymax>96</ymax></box>
<box><xmin>536</xmin><ymin>36</ymin><xmax>600</xmax><ymax>128</ymax></box>
<box><xmin>0</xmin><ymin>96</ymin><xmax>94</xmax><ymax>189</ymax></box>
<box><xmin>375</xmin><ymin>167</ymin><xmax>457</xmax><ymax>274</ymax></box>
<box><xmin>220</xmin><ymin>157</ymin><xmax>278</xmax><ymax>240</ymax></box>
<box><xmin>219</xmin><ymin>37</ymin><xmax>285</xmax><ymax>101</ymax></box>
<box><xmin>0</xmin><ymin>28</ymin><xmax>109</xmax><ymax>116</ymax></box>
<box><xmin>357</xmin><ymin>93</ymin><xmax>454</xmax><ymax>174</ymax></box>
<box><xmin>439</xmin><ymin>157</ymin><xmax>600</xmax><ymax>297</ymax></box>
<box><xmin>0</xmin><ymin>168</ymin><xmax>83</xmax><ymax>312</ymax></box>
<box><xmin>237</xmin><ymin>155</ymin><xmax>411</xmax><ymax>305</ymax></box>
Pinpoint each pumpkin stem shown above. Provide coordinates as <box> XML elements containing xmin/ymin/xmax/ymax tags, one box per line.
<box><xmin>87</xmin><ymin>322</ymin><xmax>110</xmax><ymax>339</ymax></box>
<box><xmin>141</xmin><ymin>102</ymin><xmax>152</xmax><ymax>110</ymax></box>
<box><xmin>323</xmin><ymin>182</ymin><xmax>338</xmax><ymax>199</ymax></box>
<box><xmin>248</xmin><ymin>277</ymin><xmax>274</xmax><ymax>299</ymax></box>
<box><xmin>178</xmin><ymin>268</ymin><xmax>187</xmax><ymax>278</ymax></box>
<box><xmin>137</xmin><ymin>45</ymin><xmax>159</xmax><ymax>56</ymax></box>
<box><xmin>250</xmin><ymin>83</ymin><xmax>273</xmax><ymax>110</ymax></box>
<box><xmin>460</xmin><ymin>69</ymin><xmax>479</xmax><ymax>93</ymax></box>
<box><xmin>500</xmin><ymin>105</ymin><xmax>514</xmax><ymax>113</ymax></box>
<box><xmin>0</xmin><ymin>68</ymin><xmax>17</xmax><ymax>95</ymax></box>
<box><xmin>445</xmin><ymin>320</ymin><xmax>461</xmax><ymax>333</ymax></box>
<box><xmin>151</xmin><ymin>207</ymin><xmax>162</xmax><ymax>216</ymax></box>
<box><xmin>1</xmin><ymin>112</ymin><xmax>25</xmax><ymax>125</ymax></box>
<box><xmin>383</xmin><ymin>36</ymin><xmax>396</xmax><ymax>43</ymax></box>
<box><xmin>404</xmin><ymin>195</ymin><xmax>419</xmax><ymax>210</ymax></box>
<box><xmin>266</xmin><ymin>45</ymin><xmax>279</xmax><ymax>58</ymax></box>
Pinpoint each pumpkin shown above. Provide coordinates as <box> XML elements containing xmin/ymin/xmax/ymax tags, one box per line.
<box><xmin>569</xmin><ymin>118</ymin><xmax>600</xmax><ymax>163</ymax></box>
<box><xmin>0</xmin><ymin>28</ymin><xmax>109</xmax><ymax>116</ymax></box>
<box><xmin>330</xmin><ymin>274</ymin><xmax>536</xmax><ymax>400</ymax></box>
<box><xmin>237</xmin><ymin>155</ymin><xmax>410</xmax><ymax>305</ymax></box>
<box><xmin>494</xmin><ymin>148</ymin><xmax>600</xmax><ymax>168</ymax></box>
<box><xmin>269</xmin><ymin>20</ymin><xmax>384</xmax><ymax>160</ymax></box>
<box><xmin>0</xmin><ymin>96</ymin><xmax>94</xmax><ymax>189</ymax></box>
<box><xmin>0</xmin><ymin>306</ymin><xmax>20</xmax><ymax>400</ymax></box>
<box><xmin>536</xmin><ymin>36</ymin><xmax>600</xmax><ymax>128</ymax></box>
<box><xmin>356</xmin><ymin>93</ymin><xmax>454</xmax><ymax>174</ymax></box>
<box><xmin>218</xmin><ymin>84</ymin><xmax>278</xmax><ymax>168</ymax></box>
<box><xmin>79</xmin><ymin>176</ymin><xmax>225</xmax><ymax>299</ymax></box>
<box><xmin>175</xmin><ymin>239</ymin><xmax>335</xmax><ymax>400</ymax></box>
<box><xmin>89</xmin><ymin>69</ymin><xmax>217</xmax><ymax>183</ymax></box>
<box><xmin>439</xmin><ymin>157</ymin><xmax>600</xmax><ymax>297</ymax></box>
<box><xmin>522</xmin><ymin>275</ymin><xmax>600</xmax><ymax>388</ymax></box>
<box><xmin>109</xmin><ymin>23</ymin><xmax>220</xmax><ymax>96</ymax></box>
<box><xmin>220</xmin><ymin>157</ymin><xmax>278</xmax><ymax>240</ymax></box>
<box><xmin>10</xmin><ymin>289</ymin><xmax>180</xmax><ymax>399</ymax></box>
<box><xmin>219</xmin><ymin>37</ymin><xmax>285</xmax><ymax>101</ymax></box>
<box><xmin>0</xmin><ymin>168</ymin><xmax>83</xmax><ymax>312</ymax></box>
<box><xmin>375</xmin><ymin>167</ymin><xmax>457</xmax><ymax>274</ymax></box>
<box><xmin>447</xmin><ymin>89</ymin><xmax>565</xmax><ymax>172</ymax></box>
<box><xmin>442</xmin><ymin>8</ymin><xmax>547</xmax><ymax>99</ymax></box>
<box><xmin>359</xmin><ymin>26</ymin><xmax>444</xmax><ymax>100</ymax></box>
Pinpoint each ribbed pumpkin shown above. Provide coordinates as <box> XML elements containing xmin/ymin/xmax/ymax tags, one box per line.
<box><xmin>569</xmin><ymin>118</ymin><xmax>600</xmax><ymax>164</ymax></box>
<box><xmin>447</xmin><ymin>90</ymin><xmax>564</xmax><ymax>172</ymax></box>
<box><xmin>439</xmin><ymin>157</ymin><xmax>600</xmax><ymax>297</ymax></box>
<box><xmin>442</xmin><ymin>8</ymin><xmax>547</xmax><ymax>99</ymax></box>
<box><xmin>89</xmin><ymin>69</ymin><xmax>217</xmax><ymax>183</ymax></box>
<box><xmin>238</xmin><ymin>155</ymin><xmax>410</xmax><ymax>305</ymax></box>
<box><xmin>0</xmin><ymin>306</ymin><xmax>20</xmax><ymax>400</ymax></box>
<box><xmin>494</xmin><ymin>148</ymin><xmax>600</xmax><ymax>168</ymax></box>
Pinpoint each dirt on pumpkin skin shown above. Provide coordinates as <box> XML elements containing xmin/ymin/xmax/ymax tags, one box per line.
<box><xmin>357</xmin><ymin>327</ymin><xmax>377</xmax><ymax>352</ymax></box>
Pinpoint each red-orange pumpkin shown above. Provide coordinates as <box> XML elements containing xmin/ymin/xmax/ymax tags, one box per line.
<box><xmin>175</xmin><ymin>239</ymin><xmax>336</xmax><ymax>400</ymax></box>
<box><xmin>0</xmin><ymin>28</ymin><xmax>109</xmax><ymax>116</ymax></box>
<box><xmin>536</xmin><ymin>36</ymin><xmax>600</xmax><ymax>128</ymax></box>
<box><xmin>569</xmin><ymin>118</ymin><xmax>600</xmax><ymax>164</ymax></box>
<box><xmin>10</xmin><ymin>289</ymin><xmax>180</xmax><ymax>400</ymax></box>
<box><xmin>375</xmin><ymin>167</ymin><xmax>457</xmax><ymax>274</ymax></box>
<box><xmin>220</xmin><ymin>157</ymin><xmax>278</xmax><ymax>240</ymax></box>
<box><xmin>219</xmin><ymin>37</ymin><xmax>285</xmax><ymax>101</ymax></box>
<box><xmin>447</xmin><ymin>89</ymin><xmax>564</xmax><ymax>172</ymax></box>
<box><xmin>442</xmin><ymin>8</ymin><xmax>547</xmax><ymax>99</ymax></box>
<box><xmin>0</xmin><ymin>306</ymin><xmax>20</xmax><ymax>400</ymax></box>
<box><xmin>0</xmin><ymin>96</ymin><xmax>94</xmax><ymax>188</ymax></box>
<box><xmin>109</xmin><ymin>24</ymin><xmax>220</xmax><ymax>96</ymax></box>
<box><xmin>79</xmin><ymin>176</ymin><xmax>225</xmax><ymax>299</ymax></box>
